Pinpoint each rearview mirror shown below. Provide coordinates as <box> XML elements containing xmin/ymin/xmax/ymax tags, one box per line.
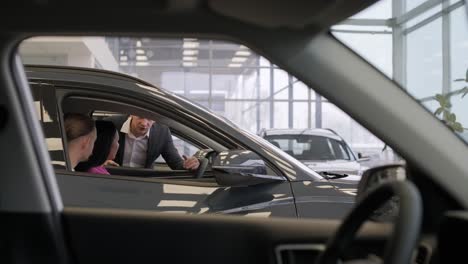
<box><xmin>212</xmin><ymin>150</ymin><xmax>286</xmax><ymax>187</ymax></box>
<box><xmin>356</xmin><ymin>163</ymin><xmax>406</xmax><ymax>221</ymax></box>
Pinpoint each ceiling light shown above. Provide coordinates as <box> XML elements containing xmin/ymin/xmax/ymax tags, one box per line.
<box><xmin>183</xmin><ymin>49</ymin><xmax>199</xmax><ymax>56</ymax></box>
<box><xmin>136</xmin><ymin>55</ymin><xmax>148</xmax><ymax>61</ymax></box>
<box><xmin>136</xmin><ymin>62</ymin><xmax>149</xmax><ymax>66</ymax></box>
<box><xmin>120</xmin><ymin>50</ymin><xmax>125</xmax><ymax>55</ymax></box>
<box><xmin>136</xmin><ymin>40</ymin><xmax>142</xmax><ymax>47</ymax></box>
<box><xmin>119</xmin><ymin>62</ymin><xmax>128</xmax><ymax>66</ymax></box>
<box><xmin>183</xmin><ymin>56</ymin><xmax>197</xmax><ymax>61</ymax></box>
<box><xmin>235</xmin><ymin>50</ymin><xmax>251</xmax><ymax>56</ymax></box>
<box><xmin>136</xmin><ymin>49</ymin><xmax>145</xmax><ymax>54</ymax></box>
<box><xmin>239</xmin><ymin>45</ymin><xmax>248</xmax><ymax>49</ymax></box>
<box><xmin>183</xmin><ymin>42</ymin><xmax>199</xmax><ymax>49</ymax></box>
<box><xmin>120</xmin><ymin>56</ymin><xmax>128</xmax><ymax>61</ymax></box>
<box><xmin>232</xmin><ymin>57</ymin><xmax>247</xmax><ymax>63</ymax></box>
<box><xmin>183</xmin><ymin>62</ymin><xmax>197</xmax><ymax>67</ymax></box>
<box><xmin>228</xmin><ymin>63</ymin><xmax>242</xmax><ymax>68</ymax></box>
<box><xmin>183</xmin><ymin>38</ymin><xmax>198</xmax><ymax>41</ymax></box>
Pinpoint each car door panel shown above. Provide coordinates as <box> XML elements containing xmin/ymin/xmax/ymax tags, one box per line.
<box><xmin>104</xmin><ymin>166</ymin><xmax>214</xmax><ymax>178</ymax></box>
<box><xmin>61</xmin><ymin>207</ymin><xmax>390</xmax><ymax>264</ymax></box>
<box><xmin>292</xmin><ymin>180</ymin><xmax>355</xmax><ymax>219</ymax></box>
<box><xmin>55</xmin><ymin>172</ymin><xmax>297</xmax><ymax>217</ymax></box>
<box><xmin>204</xmin><ymin>182</ymin><xmax>296</xmax><ymax>217</ymax></box>
<box><xmin>328</xmin><ymin>178</ymin><xmax>359</xmax><ymax>196</ymax></box>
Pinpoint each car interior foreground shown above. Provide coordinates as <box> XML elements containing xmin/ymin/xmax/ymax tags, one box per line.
<box><xmin>1</xmin><ymin>0</ymin><xmax>468</xmax><ymax>263</ymax></box>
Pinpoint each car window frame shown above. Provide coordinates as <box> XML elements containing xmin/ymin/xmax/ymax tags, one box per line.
<box><xmin>91</xmin><ymin>110</ymin><xmax>209</xmax><ymax>170</ymax></box>
<box><xmin>46</xmin><ymin>85</ymin><xmax>282</xmax><ymax>179</ymax></box>
<box><xmin>25</xmin><ymin>65</ymin><xmax>327</xmax><ymax>182</ymax></box>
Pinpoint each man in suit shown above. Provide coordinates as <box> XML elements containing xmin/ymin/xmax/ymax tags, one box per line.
<box><xmin>106</xmin><ymin>115</ymin><xmax>200</xmax><ymax>170</ymax></box>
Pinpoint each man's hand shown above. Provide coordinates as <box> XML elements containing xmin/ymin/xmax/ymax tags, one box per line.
<box><xmin>183</xmin><ymin>155</ymin><xmax>200</xmax><ymax>170</ymax></box>
<box><xmin>103</xmin><ymin>160</ymin><xmax>120</xmax><ymax>167</ymax></box>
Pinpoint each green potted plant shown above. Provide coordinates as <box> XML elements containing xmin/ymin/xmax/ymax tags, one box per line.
<box><xmin>434</xmin><ymin>68</ymin><xmax>468</xmax><ymax>133</ymax></box>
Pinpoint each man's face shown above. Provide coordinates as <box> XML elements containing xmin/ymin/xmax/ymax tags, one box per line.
<box><xmin>130</xmin><ymin>115</ymin><xmax>155</xmax><ymax>137</ymax></box>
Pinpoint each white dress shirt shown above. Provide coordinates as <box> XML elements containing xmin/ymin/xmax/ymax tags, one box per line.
<box><xmin>121</xmin><ymin>117</ymin><xmax>151</xmax><ymax>168</ymax></box>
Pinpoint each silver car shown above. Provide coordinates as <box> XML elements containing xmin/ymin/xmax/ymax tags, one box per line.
<box><xmin>260</xmin><ymin>128</ymin><xmax>368</xmax><ymax>177</ymax></box>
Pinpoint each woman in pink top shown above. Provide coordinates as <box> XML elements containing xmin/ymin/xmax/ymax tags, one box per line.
<box><xmin>75</xmin><ymin>120</ymin><xmax>119</xmax><ymax>175</ymax></box>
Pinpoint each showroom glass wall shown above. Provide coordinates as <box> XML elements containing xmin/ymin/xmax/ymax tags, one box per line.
<box><xmin>333</xmin><ymin>0</ymin><xmax>468</xmax><ymax>139</ymax></box>
<box><xmin>111</xmin><ymin>38</ymin><xmax>386</xmax><ymax>153</ymax></box>
<box><xmin>113</xmin><ymin>39</ymin><xmax>317</xmax><ymax>133</ymax></box>
<box><xmin>104</xmin><ymin>38</ymin><xmax>389</xmax><ymax>159</ymax></box>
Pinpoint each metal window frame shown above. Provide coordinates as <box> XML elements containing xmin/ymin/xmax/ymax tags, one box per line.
<box><xmin>393</xmin><ymin>0</ymin><xmax>406</xmax><ymax>87</ymax></box>
<box><xmin>403</xmin><ymin>1</ymin><xmax>464</xmax><ymax>34</ymax></box>
<box><xmin>331</xmin><ymin>29</ymin><xmax>392</xmax><ymax>34</ymax></box>
<box><xmin>396</xmin><ymin>0</ymin><xmax>444</xmax><ymax>25</ymax></box>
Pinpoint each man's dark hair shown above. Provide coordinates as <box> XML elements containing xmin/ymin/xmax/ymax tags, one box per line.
<box><xmin>75</xmin><ymin>120</ymin><xmax>117</xmax><ymax>172</ymax></box>
<box><xmin>64</xmin><ymin>113</ymin><xmax>95</xmax><ymax>142</ymax></box>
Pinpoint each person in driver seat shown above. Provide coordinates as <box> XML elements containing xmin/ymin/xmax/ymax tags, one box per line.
<box><xmin>64</xmin><ymin>113</ymin><xmax>97</xmax><ymax>170</ymax></box>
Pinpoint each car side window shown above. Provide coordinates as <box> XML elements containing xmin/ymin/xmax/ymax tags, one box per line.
<box><xmin>329</xmin><ymin>139</ymin><xmax>350</xmax><ymax>160</ymax></box>
<box><xmin>155</xmin><ymin>135</ymin><xmax>200</xmax><ymax>165</ymax></box>
<box><xmin>92</xmin><ymin>110</ymin><xmax>203</xmax><ymax>172</ymax></box>
<box><xmin>30</xmin><ymin>83</ymin><xmax>66</xmax><ymax>167</ymax></box>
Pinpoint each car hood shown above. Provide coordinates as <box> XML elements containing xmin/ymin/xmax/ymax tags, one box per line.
<box><xmin>303</xmin><ymin>160</ymin><xmax>362</xmax><ymax>185</ymax></box>
<box><xmin>302</xmin><ymin>160</ymin><xmax>363</xmax><ymax>174</ymax></box>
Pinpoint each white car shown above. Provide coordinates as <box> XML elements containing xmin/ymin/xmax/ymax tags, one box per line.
<box><xmin>260</xmin><ymin>128</ymin><xmax>368</xmax><ymax>177</ymax></box>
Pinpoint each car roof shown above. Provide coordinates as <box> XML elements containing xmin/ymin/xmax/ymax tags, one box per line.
<box><xmin>25</xmin><ymin>64</ymin><xmax>155</xmax><ymax>87</ymax></box>
<box><xmin>3</xmin><ymin>1</ymin><xmax>374</xmax><ymax>33</ymax></box>
<box><xmin>262</xmin><ymin>128</ymin><xmax>343</xmax><ymax>141</ymax></box>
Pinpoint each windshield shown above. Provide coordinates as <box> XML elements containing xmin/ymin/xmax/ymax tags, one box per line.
<box><xmin>265</xmin><ymin>135</ymin><xmax>352</xmax><ymax>161</ymax></box>
<box><xmin>332</xmin><ymin>0</ymin><xmax>468</xmax><ymax>144</ymax></box>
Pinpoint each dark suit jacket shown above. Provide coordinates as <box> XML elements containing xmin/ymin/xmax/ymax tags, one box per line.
<box><xmin>106</xmin><ymin>115</ymin><xmax>184</xmax><ymax>170</ymax></box>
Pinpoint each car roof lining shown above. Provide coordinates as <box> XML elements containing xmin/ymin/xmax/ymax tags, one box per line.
<box><xmin>208</xmin><ymin>0</ymin><xmax>379</xmax><ymax>29</ymax></box>
<box><xmin>4</xmin><ymin>0</ymin><xmax>378</xmax><ymax>31</ymax></box>
<box><xmin>61</xmin><ymin>96</ymin><xmax>226</xmax><ymax>152</ymax></box>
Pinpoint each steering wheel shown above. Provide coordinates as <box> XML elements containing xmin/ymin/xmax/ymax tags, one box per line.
<box><xmin>195</xmin><ymin>157</ymin><xmax>209</xmax><ymax>178</ymax></box>
<box><xmin>317</xmin><ymin>181</ymin><xmax>422</xmax><ymax>264</ymax></box>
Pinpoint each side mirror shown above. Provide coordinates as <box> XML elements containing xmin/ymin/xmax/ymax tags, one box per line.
<box><xmin>356</xmin><ymin>163</ymin><xmax>406</xmax><ymax>221</ymax></box>
<box><xmin>357</xmin><ymin>152</ymin><xmax>371</xmax><ymax>162</ymax></box>
<box><xmin>212</xmin><ymin>150</ymin><xmax>286</xmax><ymax>187</ymax></box>
<box><xmin>193</xmin><ymin>148</ymin><xmax>217</xmax><ymax>163</ymax></box>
